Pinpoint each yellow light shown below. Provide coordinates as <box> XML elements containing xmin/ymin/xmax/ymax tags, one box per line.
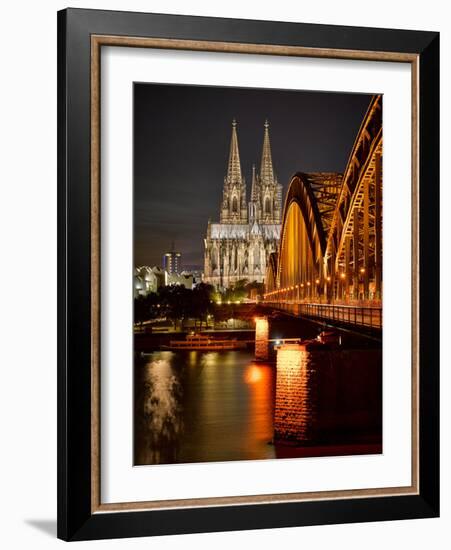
<box><xmin>326</xmin><ymin>276</ymin><xmax>331</xmax><ymax>282</ymax></box>
<box><xmin>301</xmin><ymin>283</ymin><xmax>304</xmax><ymax>288</ymax></box>
<box><xmin>360</xmin><ymin>267</ymin><xmax>365</xmax><ymax>273</ymax></box>
<box><xmin>307</xmin><ymin>282</ymin><xmax>311</xmax><ymax>286</ymax></box>
<box><xmin>315</xmin><ymin>279</ymin><xmax>320</xmax><ymax>284</ymax></box>
<box><xmin>340</xmin><ymin>273</ymin><xmax>346</xmax><ymax>279</ymax></box>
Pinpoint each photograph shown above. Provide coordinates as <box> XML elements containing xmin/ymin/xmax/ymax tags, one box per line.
<box><xmin>133</xmin><ymin>83</ymin><xmax>383</xmax><ymax>466</ymax></box>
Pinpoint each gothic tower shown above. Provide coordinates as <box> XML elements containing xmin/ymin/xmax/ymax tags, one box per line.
<box><xmin>248</xmin><ymin>164</ymin><xmax>260</xmax><ymax>223</ymax></box>
<box><xmin>220</xmin><ymin>119</ymin><xmax>247</xmax><ymax>223</ymax></box>
<box><xmin>258</xmin><ymin>120</ymin><xmax>283</xmax><ymax>224</ymax></box>
<box><xmin>204</xmin><ymin>118</ymin><xmax>282</xmax><ymax>289</ymax></box>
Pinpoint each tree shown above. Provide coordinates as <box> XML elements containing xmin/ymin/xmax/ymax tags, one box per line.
<box><xmin>134</xmin><ymin>292</ymin><xmax>160</xmax><ymax>328</ymax></box>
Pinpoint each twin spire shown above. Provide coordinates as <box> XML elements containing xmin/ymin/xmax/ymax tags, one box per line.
<box><xmin>221</xmin><ymin>118</ymin><xmax>281</xmax><ymax>225</ymax></box>
<box><xmin>226</xmin><ymin>118</ymin><xmax>275</xmax><ymax>189</ymax></box>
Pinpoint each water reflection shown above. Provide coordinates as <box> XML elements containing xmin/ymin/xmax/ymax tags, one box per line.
<box><xmin>134</xmin><ymin>350</ymin><xmax>275</xmax><ymax>465</ymax></box>
<box><xmin>134</xmin><ymin>347</ymin><xmax>382</xmax><ymax>465</ymax></box>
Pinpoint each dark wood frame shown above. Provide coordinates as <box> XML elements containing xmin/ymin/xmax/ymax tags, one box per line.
<box><xmin>58</xmin><ymin>8</ymin><xmax>439</xmax><ymax>541</ymax></box>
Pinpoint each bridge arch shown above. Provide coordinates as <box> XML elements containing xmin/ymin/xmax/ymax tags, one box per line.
<box><xmin>264</xmin><ymin>94</ymin><xmax>383</xmax><ymax>306</ymax></box>
<box><xmin>265</xmin><ymin>252</ymin><xmax>278</xmax><ymax>294</ymax></box>
<box><xmin>273</xmin><ymin>173</ymin><xmax>327</xmax><ymax>302</ymax></box>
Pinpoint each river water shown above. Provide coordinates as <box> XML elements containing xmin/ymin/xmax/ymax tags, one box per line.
<box><xmin>134</xmin><ymin>345</ymin><xmax>382</xmax><ymax>465</ymax></box>
<box><xmin>134</xmin><ymin>350</ymin><xmax>276</xmax><ymax>465</ymax></box>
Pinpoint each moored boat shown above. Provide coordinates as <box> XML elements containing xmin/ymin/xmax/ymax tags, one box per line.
<box><xmin>162</xmin><ymin>332</ymin><xmax>247</xmax><ymax>351</ymax></box>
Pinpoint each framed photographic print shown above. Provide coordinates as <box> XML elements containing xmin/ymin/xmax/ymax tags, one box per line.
<box><xmin>57</xmin><ymin>8</ymin><xmax>439</xmax><ymax>541</ymax></box>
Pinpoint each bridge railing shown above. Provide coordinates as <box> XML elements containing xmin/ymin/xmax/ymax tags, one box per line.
<box><xmin>266</xmin><ymin>301</ymin><xmax>382</xmax><ymax>330</ymax></box>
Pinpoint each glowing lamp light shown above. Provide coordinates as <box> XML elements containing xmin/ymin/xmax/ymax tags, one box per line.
<box><xmin>340</xmin><ymin>273</ymin><xmax>346</xmax><ymax>279</ymax></box>
<box><xmin>360</xmin><ymin>267</ymin><xmax>366</xmax><ymax>273</ymax></box>
<box><xmin>326</xmin><ymin>276</ymin><xmax>331</xmax><ymax>282</ymax></box>
<box><xmin>307</xmin><ymin>281</ymin><xmax>311</xmax><ymax>286</ymax></box>
<box><xmin>315</xmin><ymin>279</ymin><xmax>320</xmax><ymax>284</ymax></box>
<box><xmin>300</xmin><ymin>283</ymin><xmax>304</xmax><ymax>288</ymax></box>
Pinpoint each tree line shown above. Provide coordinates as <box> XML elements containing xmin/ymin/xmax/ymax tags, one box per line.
<box><xmin>134</xmin><ymin>280</ymin><xmax>265</xmax><ymax>330</ymax></box>
<box><xmin>134</xmin><ymin>283</ymin><xmax>214</xmax><ymax>330</ymax></box>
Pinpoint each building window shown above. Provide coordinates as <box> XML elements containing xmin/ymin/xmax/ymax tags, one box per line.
<box><xmin>265</xmin><ymin>197</ymin><xmax>271</xmax><ymax>214</ymax></box>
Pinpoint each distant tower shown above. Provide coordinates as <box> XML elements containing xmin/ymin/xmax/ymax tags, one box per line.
<box><xmin>258</xmin><ymin>120</ymin><xmax>283</xmax><ymax>224</ymax></box>
<box><xmin>220</xmin><ymin>119</ymin><xmax>247</xmax><ymax>223</ymax></box>
<box><xmin>162</xmin><ymin>241</ymin><xmax>181</xmax><ymax>274</ymax></box>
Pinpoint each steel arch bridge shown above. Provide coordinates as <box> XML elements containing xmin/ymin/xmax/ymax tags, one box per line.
<box><xmin>264</xmin><ymin>95</ymin><xmax>383</xmax><ymax>325</ymax></box>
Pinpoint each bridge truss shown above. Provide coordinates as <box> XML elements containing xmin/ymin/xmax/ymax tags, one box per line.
<box><xmin>265</xmin><ymin>94</ymin><xmax>383</xmax><ymax>307</ymax></box>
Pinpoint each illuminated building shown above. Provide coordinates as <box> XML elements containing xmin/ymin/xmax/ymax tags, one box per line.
<box><xmin>162</xmin><ymin>244</ymin><xmax>182</xmax><ymax>274</ymax></box>
<box><xmin>203</xmin><ymin>119</ymin><xmax>282</xmax><ymax>288</ymax></box>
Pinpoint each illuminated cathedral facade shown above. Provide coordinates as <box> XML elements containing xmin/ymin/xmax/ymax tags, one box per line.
<box><xmin>203</xmin><ymin>119</ymin><xmax>282</xmax><ymax>288</ymax></box>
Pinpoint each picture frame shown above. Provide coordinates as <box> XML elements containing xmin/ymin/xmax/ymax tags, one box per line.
<box><xmin>57</xmin><ymin>8</ymin><xmax>439</xmax><ymax>541</ymax></box>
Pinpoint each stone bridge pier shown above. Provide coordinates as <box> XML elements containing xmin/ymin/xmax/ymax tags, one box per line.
<box><xmin>274</xmin><ymin>342</ymin><xmax>323</xmax><ymax>443</ymax></box>
<box><xmin>273</xmin><ymin>341</ymin><xmax>382</xmax><ymax>445</ymax></box>
<box><xmin>254</xmin><ymin>316</ymin><xmax>269</xmax><ymax>361</ymax></box>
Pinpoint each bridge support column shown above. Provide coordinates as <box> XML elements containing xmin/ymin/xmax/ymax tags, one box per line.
<box><xmin>274</xmin><ymin>343</ymin><xmax>322</xmax><ymax>443</ymax></box>
<box><xmin>363</xmin><ymin>176</ymin><xmax>370</xmax><ymax>299</ymax></box>
<box><xmin>353</xmin><ymin>210</ymin><xmax>360</xmax><ymax>300</ymax></box>
<box><xmin>254</xmin><ymin>316</ymin><xmax>269</xmax><ymax>361</ymax></box>
<box><xmin>375</xmin><ymin>153</ymin><xmax>382</xmax><ymax>299</ymax></box>
<box><xmin>345</xmin><ymin>236</ymin><xmax>351</xmax><ymax>301</ymax></box>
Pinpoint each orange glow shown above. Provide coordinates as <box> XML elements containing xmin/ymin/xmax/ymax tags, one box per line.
<box><xmin>360</xmin><ymin>267</ymin><xmax>366</xmax><ymax>273</ymax></box>
<box><xmin>340</xmin><ymin>273</ymin><xmax>346</xmax><ymax>279</ymax></box>
<box><xmin>326</xmin><ymin>276</ymin><xmax>331</xmax><ymax>282</ymax></box>
<box><xmin>245</xmin><ymin>365</ymin><xmax>263</xmax><ymax>384</ymax></box>
<box><xmin>316</xmin><ymin>278</ymin><xmax>320</xmax><ymax>284</ymax></box>
<box><xmin>307</xmin><ymin>281</ymin><xmax>311</xmax><ymax>286</ymax></box>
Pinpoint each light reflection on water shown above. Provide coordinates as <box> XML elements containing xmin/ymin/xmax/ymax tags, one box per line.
<box><xmin>134</xmin><ymin>350</ymin><xmax>275</xmax><ymax>465</ymax></box>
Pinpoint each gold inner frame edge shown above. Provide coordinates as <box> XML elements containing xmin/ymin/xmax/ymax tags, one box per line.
<box><xmin>90</xmin><ymin>34</ymin><xmax>420</xmax><ymax>514</ymax></box>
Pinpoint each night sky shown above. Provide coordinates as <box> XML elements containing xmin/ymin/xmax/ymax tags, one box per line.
<box><xmin>134</xmin><ymin>83</ymin><xmax>372</xmax><ymax>268</ymax></box>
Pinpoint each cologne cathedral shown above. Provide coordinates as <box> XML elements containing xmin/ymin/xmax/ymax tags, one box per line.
<box><xmin>203</xmin><ymin>119</ymin><xmax>283</xmax><ymax>288</ymax></box>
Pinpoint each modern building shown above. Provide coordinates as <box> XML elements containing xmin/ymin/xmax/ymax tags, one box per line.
<box><xmin>162</xmin><ymin>244</ymin><xmax>182</xmax><ymax>274</ymax></box>
<box><xmin>134</xmin><ymin>266</ymin><xmax>165</xmax><ymax>297</ymax></box>
<box><xmin>134</xmin><ymin>266</ymin><xmax>158</xmax><ymax>297</ymax></box>
<box><xmin>203</xmin><ymin>119</ymin><xmax>282</xmax><ymax>288</ymax></box>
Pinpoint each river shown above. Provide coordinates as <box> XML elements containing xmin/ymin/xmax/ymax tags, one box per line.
<box><xmin>134</xmin><ymin>343</ymin><xmax>382</xmax><ymax>465</ymax></box>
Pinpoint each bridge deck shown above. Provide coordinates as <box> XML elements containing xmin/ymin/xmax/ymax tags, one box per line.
<box><xmin>265</xmin><ymin>301</ymin><xmax>382</xmax><ymax>330</ymax></box>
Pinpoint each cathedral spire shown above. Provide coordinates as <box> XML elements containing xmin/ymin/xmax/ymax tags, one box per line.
<box><xmin>226</xmin><ymin>118</ymin><xmax>242</xmax><ymax>184</ymax></box>
<box><xmin>250</xmin><ymin>164</ymin><xmax>258</xmax><ymax>201</ymax></box>
<box><xmin>260</xmin><ymin>119</ymin><xmax>275</xmax><ymax>185</ymax></box>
